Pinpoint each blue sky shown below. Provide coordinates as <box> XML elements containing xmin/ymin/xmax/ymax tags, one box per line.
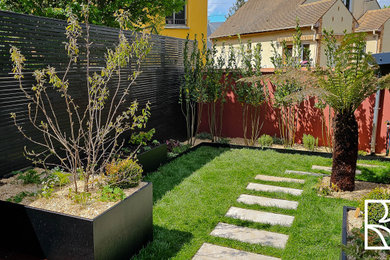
<box><xmin>208</xmin><ymin>0</ymin><xmax>390</xmax><ymax>23</ymax></box>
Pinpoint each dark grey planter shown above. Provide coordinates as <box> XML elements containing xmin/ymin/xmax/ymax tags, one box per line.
<box><xmin>137</xmin><ymin>144</ymin><xmax>168</xmax><ymax>173</ymax></box>
<box><xmin>0</xmin><ymin>182</ymin><xmax>153</xmax><ymax>260</ymax></box>
<box><xmin>341</xmin><ymin>206</ymin><xmax>356</xmax><ymax>260</ymax></box>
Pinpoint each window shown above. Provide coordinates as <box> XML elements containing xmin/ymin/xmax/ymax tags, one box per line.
<box><xmin>166</xmin><ymin>5</ymin><xmax>186</xmax><ymax>25</ymax></box>
<box><xmin>283</xmin><ymin>44</ymin><xmax>311</xmax><ymax>65</ymax></box>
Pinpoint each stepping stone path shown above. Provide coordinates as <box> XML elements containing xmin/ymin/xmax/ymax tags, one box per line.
<box><xmin>193</xmin><ymin>243</ymin><xmax>281</xmax><ymax>260</ymax></box>
<box><xmin>255</xmin><ymin>174</ymin><xmax>305</xmax><ymax>184</ymax></box>
<box><xmin>237</xmin><ymin>194</ymin><xmax>299</xmax><ymax>210</ymax></box>
<box><xmin>194</xmin><ymin>172</ymin><xmax>306</xmax><ymax>259</ymax></box>
<box><xmin>210</xmin><ymin>223</ymin><xmax>289</xmax><ymax>249</ymax></box>
<box><xmin>357</xmin><ymin>163</ymin><xmax>385</xmax><ymax>168</ymax></box>
<box><xmin>226</xmin><ymin>207</ymin><xmax>295</xmax><ymax>227</ymax></box>
<box><xmin>285</xmin><ymin>170</ymin><xmax>325</xmax><ymax>176</ymax></box>
<box><xmin>311</xmin><ymin>165</ymin><xmax>362</xmax><ymax>175</ymax></box>
<box><xmin>247</xmin><ymin>183</ymin><xmax>303</xmax><ymax>196</ymax></box>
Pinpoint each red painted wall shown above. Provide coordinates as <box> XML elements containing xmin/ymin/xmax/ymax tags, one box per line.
<box><xmin>199</xmin><ymin>79</ymin><xmax>390</xmax><ymax>154</ymax></box>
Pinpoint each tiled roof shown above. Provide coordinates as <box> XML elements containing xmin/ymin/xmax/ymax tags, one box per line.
<box><xmin>356</xmin><ymin>8</ymin><xmax>390</xmax><ymax>32</ymax></box>
<box><xmin>210</xmin><ymin>0</ymin><xmax>337</xmax><ymax>39</ymax></box>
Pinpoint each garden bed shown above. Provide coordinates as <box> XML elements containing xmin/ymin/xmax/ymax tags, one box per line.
<box><xmin>0</xmin><ymin>171</ymin><xmax>153</xmax><ymax>259</ymax></box>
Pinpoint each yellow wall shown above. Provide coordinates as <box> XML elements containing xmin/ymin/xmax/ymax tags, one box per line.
<box><xmin>160</xmin><ymin>0</ymin><xmax>208</xmax><ymax>49</ymax></box>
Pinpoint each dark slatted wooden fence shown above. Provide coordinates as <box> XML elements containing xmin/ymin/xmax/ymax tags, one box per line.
<box><xmin>0</xmin><ymin>11</ymin><xmax>187</xmax><ymax>177</ymax></box>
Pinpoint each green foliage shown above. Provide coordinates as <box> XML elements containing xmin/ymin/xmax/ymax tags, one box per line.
<box><xmin>216</xmin><ymin>138</ymin><xmax>230</xmax><ymax>145</ymax></box>
<box><xmin>0</xmin><ymin>0</ymin><xmax>185</xmax><ymax>30</ymax></box>
<box><xmin>272</xmin><ymin>135</ymin><xmax>284</xmax><ymax>145</ymax></box>
<box><xmin>359</xmin><ymin>188</ymin><xmax>390</xmax><ymax>227</ymax></box>
<box><xmin>172</xmin><ymin>144</ymin><xmax>191</xmax><ymax>154</ymax></box>
<box><xmin>105</xmin><ymin>158</ymin><xmax>143</xmax><ymax>189</ymax></box>
<box><xmin>196</xmin><ymin>132</ymin><xmax>213</xmax><ymax>140</ymax></box>
<box><xmin>143</xmin><ymin>146</ymin><xmax>152</xmax><ymax>152</ymax></box>
<box><xmin>68</xmin><ymin>189</ymin><xmax>91</xmax><ymax>205</ymax></box>
<box><xmin>233</xmin><ymin>39</ymin><xmax>266</xmax><ymax>146</ymax></box>
<box><xmin>318</xmin><ymin>31</ymin><xmax>381</xmax><ymax>114</ymax></box>
<box><xmin>358</xmin><ymin>150</ymin><xmax>368</xmax><ymax>156</ymax></box>
<box><xmin>130</xmin><ymin>129</ymin><xmax>155</xmax><ymax>146</ymax></box>
<box><xmin>341</xmin><ymin>227</ymin><xmax>381</xmax><ymax>259</ymax></box>
<box><xmin>269</xmin><ymin>22</ymin><xmax>309</xmax><ymax>147</ymax></box>
<box><xmin>302</xmin><ymin>134</ymin><xmax>318</xmax><ymax>151</ymax></box>
<box><xmin>152</xmin><ymin>140</ymin><xmax>160</xmax><ymax>146</ymax></box>
<box><xmin>313</xmin><ymin>180</ymin><xmax>339</xmax><ymax>196</ymax></box>
<box><xmin>258</xmin><ymin>134</ymin><xmax>273</xmax><ymax>148</ymax></box>
<box><xmin>100</xmin><ymin>185</ymin><xmax>126</xmax><ymax>202</ymax></box>
<box><xmin>17</xmin><ymin>169</ymin><xmax>41</xmax><ymax>185</ymax></box>
<box><xmin>6</xmin><ymin>191</ymin><xmax>36</xmax><ymax>203</ymax></box>
<box><xmin>47</xmin><ymin>167</ymin><xmax>71</xmax><ymax>187</ymax></box>
<box><xmin>39</xmin><ymin>167</ymin><xmax>71</xmax><ymax>199</ymax></box>
<box><xmin>180</xmin><ymin>34</ymin><xmax>205</xmax><ymax>145</ymax></box>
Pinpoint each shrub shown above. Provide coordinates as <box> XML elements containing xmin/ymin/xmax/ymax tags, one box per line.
<box><xmin>272</xmin><ymin>135</ymin><xmax>284</xmax><ymax>145</ymax></box>
<box><xmin>341</xmin><ymin>227</ymin><xmax>381</xmax><ymax>259</ymax></box>
<box><xmin>196</xmin><ymin>132</ymin><xmax>213</xmax><ymax>140</ymax></box>
<box><xmin>100</xmin><ymin>186</ymin><xmax>126</xmax><ymax>202</ymax></box>
<box><xmin>130</xmin><ymin>129</ymin><xmax>155</xmax><ymax>146</ymax></box>
<box><xmin>303</xmin><ymin>134</ymin><xmax>318</xmax><ymax>151</ymax></box>
<box><xmin>172</xmin><ymin>144</ymin><xmax>191</xmax><ymax>154</ymax></box>
<box><xmin>166</xmin><ymin>139</ymin><xmax>181</xmax><ymax>152</ymax></box>
<box><xmin>258</xmin><ymin>134</ymin><xmax>273</xmax><ymax>148</ymax></box>
<box><xmin>17</xmin><ymin>169</ymin><xmax>41</xmax><ymax>185</ymax></box>
<box><xmin>68</xmin><ymin>189</ymin><xmax>91</xmax><ymax>205</ymax></box>
<box><xmin>359</xmin><ymin>188</ymin><xmax>390</xmax><ymax>227</ymax></box>
<box><xmin>216</xmin><ymin>138</ymin><xmax>230</xmax><ymax>145</ymax></box>
<box><xmin>358</xmin><ymin>150</ymin><xmax>368</xmax><ymax>156</ymax></box>
<box><xmin>105</xmin><ymin>158</ymin><xmax>143</xmax><ymax>189</ymax></box>
<box><xmin>7</xmin><ymin>191</ymin><xmax>36</xmax><ymax>204</ymax></box>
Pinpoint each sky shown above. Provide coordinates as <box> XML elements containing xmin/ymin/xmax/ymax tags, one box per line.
<box><xmin>208</xmin><ymin>0</ymin><xmax>390</xmax><ymax>23</ymax></box>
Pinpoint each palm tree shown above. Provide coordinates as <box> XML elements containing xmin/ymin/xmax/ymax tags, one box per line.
<box><xmin>242</xmin><ymin>31</ymin><xmax>390</xmax><ymax>191</ymax></box>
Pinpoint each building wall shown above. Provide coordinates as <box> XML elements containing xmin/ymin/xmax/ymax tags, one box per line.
<box><xmin>366</xmin><ymin>34</ymin><xmax>379</xmax><ymax>54</ymax></box>
<box><xmin>160</xmin><ymin>0</ymin><xmax>208</xmax><ymax>49</ymax></box>
<box><xmin>320</xmin><ymin>0</ymin><xmax>355</xmax><ymax>66</ymax></box>
<box><xmin>213</xmin><ymin>29</ymin><xmax>317</xmax><ymax>68</ymax></box>
<box><xmin>351</xmin><ymin>0</ymin><xmax>380</xmax><ymax>19</ymax></box>
<box><xmin>381</xmin><ymin>20</ymin><xmax>390</xmax><ymax>52</ymax></box>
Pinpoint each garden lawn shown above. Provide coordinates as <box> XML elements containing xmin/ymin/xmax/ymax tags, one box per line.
<box><xmin>133</xmin><ymin>146</ymin><xmax>390</xmax><ymax>260</ymax></box>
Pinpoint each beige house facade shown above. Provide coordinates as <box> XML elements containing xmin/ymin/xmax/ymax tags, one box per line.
<box><xmin>210</xmin><ymin>0</ymin><xmax>390</xmax><ymax>68</ymax></box>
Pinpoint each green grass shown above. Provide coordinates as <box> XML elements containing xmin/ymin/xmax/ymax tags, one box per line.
<box><xmin>133</xmin><ymin>147</ymin><xmax>389</xmax><ymax>260</ymax></box>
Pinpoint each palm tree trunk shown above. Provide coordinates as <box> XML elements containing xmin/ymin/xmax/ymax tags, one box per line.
<box><xmin>331</xmin><ymin>111</ymin><xmax>358</xmax><ymax>191</ymax></box>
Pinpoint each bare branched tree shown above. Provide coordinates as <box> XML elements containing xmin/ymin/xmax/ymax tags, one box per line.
<box><xmin>9</xmin><ymin>4</ymin><xmax>152</xmax><ymax>193</ymax></box>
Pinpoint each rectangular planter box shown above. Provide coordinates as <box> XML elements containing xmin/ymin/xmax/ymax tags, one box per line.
<box><xmin>137</xmin><ymin>144</ymin><xmax>167</xmax><ymax>174</ymax></box>
<box><xmin>0</xmin><ymin>182</ymin><xmax>153</xmax><ymax>260</ymax></box>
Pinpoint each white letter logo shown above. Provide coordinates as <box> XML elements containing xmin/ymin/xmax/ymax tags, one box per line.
<box><xmin>365</xmin><ymin>200</ymin><xmax>390</xmax><ymax>250</ymax></box>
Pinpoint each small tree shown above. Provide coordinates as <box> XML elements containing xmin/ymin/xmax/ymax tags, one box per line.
<box><xmin>180</xmin><ymin>34</ymin><xmax>205</xmax><ymax>146</ymax></box>
<box><xmin>233</xmin><ymin>40</ymin><xmax>266</xmax><ymax>146</ymax></box>
<box><xmin>203</xmin><ymin>41</ymin><xmax>227</xmax><ymax>142</ymax></box>
<box><xmin>270</xmin><ymin>23</ymin><xmax>310</xmax><ymax>147</ymax></box>
<box><xmin>10</xmin><ymin>5</ymin><xmax>152</xmax><ymax>193</ymax></box>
